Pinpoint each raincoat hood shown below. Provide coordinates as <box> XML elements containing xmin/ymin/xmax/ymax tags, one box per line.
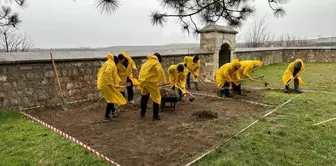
<box><xmin>147</xmin><ymin>55</ymin><xmax>159</xmax><ymax>61</ymax></box>
<box><xmin>231</xmin><ymin>58</ymin><xmax>241</xmax><ymax>69</ymax></box>
<box><xmin>107</xmin><ymin>53</ymin><xmax>114</xmax><ymax>60</ymax></box>
<box><xmin>252</xmin><ymin>60</ymin><xmax>263</xmax><ymax>67</ymax></box>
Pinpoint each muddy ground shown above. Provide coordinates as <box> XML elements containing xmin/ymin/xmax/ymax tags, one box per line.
<box><xmin>27</xmin><ymin>86</ymin><xmax>270</xmax><ymax>166</ymax></box>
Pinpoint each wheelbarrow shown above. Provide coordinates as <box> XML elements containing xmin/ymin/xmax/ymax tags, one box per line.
<box><xmin>160</xmin><ymin>96</ymin><xmax>179</xmax><ymax>112</ymax></box>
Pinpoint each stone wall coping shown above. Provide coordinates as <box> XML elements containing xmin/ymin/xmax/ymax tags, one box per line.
<box><xmin>234</xmin><ymin>47</ymin><xmax>336</xmax><ymax>53</ymax></box>
<box><xmin>0</xmin><ymin>52</ymin><xmax>213</xmax><ymax>65</ymax></box>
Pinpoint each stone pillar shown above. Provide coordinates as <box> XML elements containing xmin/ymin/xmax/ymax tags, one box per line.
<box><xmin>199</xmin><ymin>23</ymin><xmax>238</xmax><ymax>80</ymax></box>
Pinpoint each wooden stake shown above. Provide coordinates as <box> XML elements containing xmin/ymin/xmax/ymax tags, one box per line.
<box><xmin>50</xmin><ymin>52</ymin><xmax>69</xmax><ymax>111</ymax></box>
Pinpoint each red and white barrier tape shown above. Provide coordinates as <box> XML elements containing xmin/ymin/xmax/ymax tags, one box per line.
<box><xmin>20</xmin><ymin>111</ymin><xmax>121</xmax><ymax>166</ymax></box>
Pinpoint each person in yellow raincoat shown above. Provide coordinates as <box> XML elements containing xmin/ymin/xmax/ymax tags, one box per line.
<box><xmin>167</xmin><ymin>63</ymin><xmax>187</xmax><ymax>99</ymax></box>
<box><xmin>238</xmin><ymin>60</ymin><xmax>264</xmax><ymax>79</ymax></box>
<box><xmin>282</xmin><ymin>58</ymin><xmax>305</xmax><ymax>93</ymax></box>
<box><xmin>184</xmin><ymin>55</ymin><xmax>200</xmax><ymax>91</ymax></box>
<box><xmin>215</xmin><ymin>59</ymin><xmax>241</xmax><ymax>97</ymax></box>
<box><xmin>116</xmin><ymin>52</ymin><xmax>140</xmax><ymax>104</ymax></box>
<box><xmin>97</xmin><ymin>53</ymin><xmax>127</xmax><ymax>122</ymax></box>
<box><xmin>138</xmin><ymin>53</ymin><xmax>167</xmax><ymax>120</ymax></box>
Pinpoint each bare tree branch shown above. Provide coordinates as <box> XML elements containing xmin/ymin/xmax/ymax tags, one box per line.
<box><xmin>244</xmin><ymin>15</ymin><xmax>274</xmax><ymax>48</ymax></box>
<box><xmin>0</xmin><ymin>26</ymin><xmax>33</xmax><ymax>52</ymax></box>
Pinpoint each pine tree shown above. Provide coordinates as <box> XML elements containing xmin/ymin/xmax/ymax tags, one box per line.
<box><xmin>0</xmin><ymin>0</ymin><xmax>26</xmax><ymax>27</ymax></box>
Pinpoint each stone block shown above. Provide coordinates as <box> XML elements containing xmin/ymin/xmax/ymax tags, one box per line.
<box><xmin>66</xmin><ymin>83</ymin><xmax>74</xmax><ymax>90</ymax></box>
<box><xmin>26</xmin><ymin>73</ymin><xmax>34</xmax><ymax>79</ymax></box>
<box><xmin>84</xmin><ymin>75</ymin><xmax>90</xmax><ymax>81</ymax></box>
<box><xmin>89</xmin><ymin>75</ymin><xmax>95</xmax><ymax>81</ymax></box>
<box><xmin>39</xmin><ymin>94</ymin><xmax>48</xmax><ymax>101</ymax></box>
<box><xmin>11</xmin><ymin>82</ymin><xmax>17</xmax><ymax>88</ymax></box>
<box><xmin>2</xmin><ymin>98</ymin><xmax>9</xmax><ymax>107</ymax></box>
<box><xmin>34</xmin><ymin>72</ymin><xmax>44</xmax><ymax>79</ymax></box>
<box><xmin>85</xmin><ymin>68</ymin><xmax>92</xmax><ymax>75</ymax></box>
<box><xmin>11</xmin><ymin>99</ymin><xmax>19</xmax><ymax>106</ymax></box>
<box><xmin>42</xmin><ymin>79</ymin><xmax>48</xmax><ymax>85</ymax></box>
<box><xmin>22</xmin><ymin>97</ymin><xmax>30</xmax><ymax>106</ymax></box>
<box><xmin>19</xmin><ymin>66</ymin><xmax>33</xmax><ymax>71</ymax></box>
<box><xmin>61</xmin><ymin>69</ymin><xmax>67</xmax><ymax>76</ymax></box>
<box><xmin>8</xmin><ymin>90</ymin><xmax>16</xmax><ymax>97</ymax></box>
<box><xmin>0</xmin><ymin>67</ymin><xmax>8</xmax><ymax>75</ymax></box>
<box><xmin>3</xmin><ymin>82</ymin><xmax>11</xmax><ymax>88</ymax></box>
<box><xmin>45</xmin><ymin>71</ymin><xmax>54</xmax><ymax>77</ymax></box>
<box><xmin>79</xmin><ymin>68</ymin><xmax>85</xmax><ymax>75</ymax></box>
<box><xmin>93</xmin><ymin>61</ymin><xmax>101</xmax><ymax>66</ymax></box>
<box><xmin>73</xmin><ymin>68</ymin><xmax>78</xmax><ymax>75</ymax></box>
<box><xmin>73</xmin><ymin>62</ymin><xmax>83</xmax><ymax>67</ymax></box>
<box><xmin>8</xmin><ymin>66</ymin><xmax>18</xmax><ymax>72</ymax></box>
<box><xmin>43</xmin><ymin>64</ymin><xmax>52</xmax><ymax>70</ymax></box>
<box><xmin>0</xmin><ymin>75</ymin><xmax>7</xmax><ymax>82</ymax></box>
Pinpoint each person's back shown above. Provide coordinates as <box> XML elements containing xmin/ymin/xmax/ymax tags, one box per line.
<box><xmin>216</xmin><ymin>63</ymin><xmax>233</xmax><ymax>87</ymax></box>
<box><xmin>238</xmin><ymin>60</ymin><xmax>263</xmax><ymax>78</ymax></box>
<box><xmin>138</xmin><ymin>53</ymin><xmax>166</xmax><ymax>120</ymax></box>
<box><xmin>139</xmin><ymin>55</ymin><xmax>163</xmax><ymax>84</ymax></box>
<box><xmin>97</xmin><ymin>54</ymin><xmax>118</xmax><ymax>90</ymax></box>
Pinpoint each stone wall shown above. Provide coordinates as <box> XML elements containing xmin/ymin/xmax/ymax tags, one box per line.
<box><xmin>282</xmin><ymin>48</ymin><xmax>336</xmax><ymax>62</ymax></box>
<box><xmin>234</xmin><ymin>47</ymin><xmax>336</xmax><ymax>64</ymax></box>
<box><xmin>2</xmin><ymin>47</ymin><xmax>336</xmax><ymax>110</ymax></box>
<box><xmin>0</xmin><ymin>53</ymin><xmax>213</xmax><ymax>110</ymax></box>
<box><xmin>234</xmin><ymin>49</ymin><xmax>284</xmax><ymax>65</ymax></box>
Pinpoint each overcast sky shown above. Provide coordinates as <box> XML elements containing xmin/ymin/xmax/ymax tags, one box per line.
<box><xmin>14</xmin><ymin>0</ymin><xmax>336</xmax><ymax>48</ymax></box>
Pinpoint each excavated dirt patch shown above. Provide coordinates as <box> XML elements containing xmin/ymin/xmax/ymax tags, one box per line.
<box><xmin>27</xmin><ymin>87</ymin><xmax>270</xmax><ymax>166</ymax></box>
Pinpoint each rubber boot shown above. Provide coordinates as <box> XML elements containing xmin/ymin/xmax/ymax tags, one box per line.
<box><xmin>140</xmin><ymin>94</ymin><xmax>150</xmax><ymax>118</ymax></box>
<box><xmin>294</xmin><ymin>78</ymin><xmax>302</xmax><ymax>93</ymax></box>
<box><xmin>186</xmin><ymin>73</ymin><xmax>191</xmax><ymax>89</ymax></box>
<box><xmin>223</xmin><ymin>88</ymin><xmax>230</xmax><ymax>98</ymax></box>
<box><xmin>236</xmin><ymin>84</ymin><xmax>242</xmax><ymax>95</ymax></box>
<box><xmin>194</xmin><ymin>82</ymin><xmax>199</xmax><ymax>91</ymax></box>
<box><xmin>153</xmin><ymin>102</ymin><xmax>160</xmax><ymax>121</ymax></box>
<box><xmin>284</xmin><ymin>85</ymin><xmax>290</xmax><ymax>93</ymax></box>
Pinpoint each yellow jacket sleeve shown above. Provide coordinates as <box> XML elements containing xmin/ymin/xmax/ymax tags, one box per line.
<box><xmin>223</xmin><ymin>69</ymin><xmax>233</xmax><ymax>82</ymax></box>
<box><xmin>183</xmin><ymin>56</ymin><xmax>188</xmax><ymax>65</ymax></box>
<box><xmin>243</xmin><ymin>66</ymin><xmax>253</xmax><ymax>78</ymax></box>
<box><xmin>105</xmin><ymin>65</ymin><xmax>114</xmax><ymax>86</ymax></box>
<box><xmin>155</xmin><ymin>63</ymin><xmax>166</xmax><ymax>84</ymax></box>
<box><xmin>193</xmin><ymin>63</ymin><xmax>200</xmax><ymax>76</ymax></box>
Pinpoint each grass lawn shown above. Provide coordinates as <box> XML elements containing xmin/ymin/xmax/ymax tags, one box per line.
<box><xmin>196</xmin><ymin>62</ymin><xmax>336</xmax><ymax>166</ymax></box>
<box><xmin>0</xmin><ymin>111</ymin><xmax>110</xmax><ymax>166</ymax></box>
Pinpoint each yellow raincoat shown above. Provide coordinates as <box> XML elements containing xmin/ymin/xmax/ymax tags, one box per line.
<box><xmin>238</xmin><ymin>60</ymin><xmax>263</xmax><ymax>79</ymax></box>
<box><xmin>282</xmin><ymin>59</ymin><xmax>305</xmax><ymax>86</ymax></box>
<box><xmin>138</xmin><ymin>55</ymin><xmax>166</xmax><ymax>104</ymax></box>
<box><xmin>184</xmin><ymin>56</ymin><xmax>200</xmax><ymax>82</ymax></box>
<box><xmin>116</xmin><ymin>52</ymin><xmax>140</xmax><ymax>92</ymax></box>
<box><xmin>215</xmin><ymin>60</ymin><xmax>241</xmax><ymax>88</ymax></box>
<box><xmin>167</xmin><ymin>64</ymin><xmax>187</xmax><ymax>94</ymax></box>
<box><xmin>97</xmin><ymin>54</ymin><xmax>127</xmax><ymax>104</ymax></box>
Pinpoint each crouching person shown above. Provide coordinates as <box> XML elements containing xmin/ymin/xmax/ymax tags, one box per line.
<box><xmin>138</xmin><ymin>53</ymin><xmax>167</xmax><ymax>121</ymax></box>
<box><xmin>282</xmin><ymin>58</ymin><xmax>305</xmax><ymax>93</ymax></box>
<box><xmin>167</xmin><ymin>63</ymin><xmax>188</xmax><ymax>100</ymax></box>
<box><xmin>97</xmin><ymin>53</ymin><xmax>127</xmax><ymax>122</ymax></box>
<box><xmin>215</xmin><ymin>59</ymin><xmax>241</xmax><ymax>97</ymax></box>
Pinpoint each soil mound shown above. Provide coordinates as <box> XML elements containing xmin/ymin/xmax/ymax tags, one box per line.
<box><xmin>192</xmin><ymin>110</ymin><xmax>218</xmax><ymax>119</ymax></box>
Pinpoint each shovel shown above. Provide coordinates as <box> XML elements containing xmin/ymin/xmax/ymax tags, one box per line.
<box><xmin>185</xmin><ymin>66</ymin><xmax>208</xmax><ymax>90</ymax></box>
<box><xmin>50</xmin><ymin>52</ymin><xmax>69</xmax><ymax>111</ymax></box>
<box><xmin>98</xmin><ymin>82</ymin><xmax>132</xmax><ymax>101</ymax></box>
<box><xmin>174</xmin><ymin>82</ymin><xmax>196</xmax><ymax>102</ymax></box>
